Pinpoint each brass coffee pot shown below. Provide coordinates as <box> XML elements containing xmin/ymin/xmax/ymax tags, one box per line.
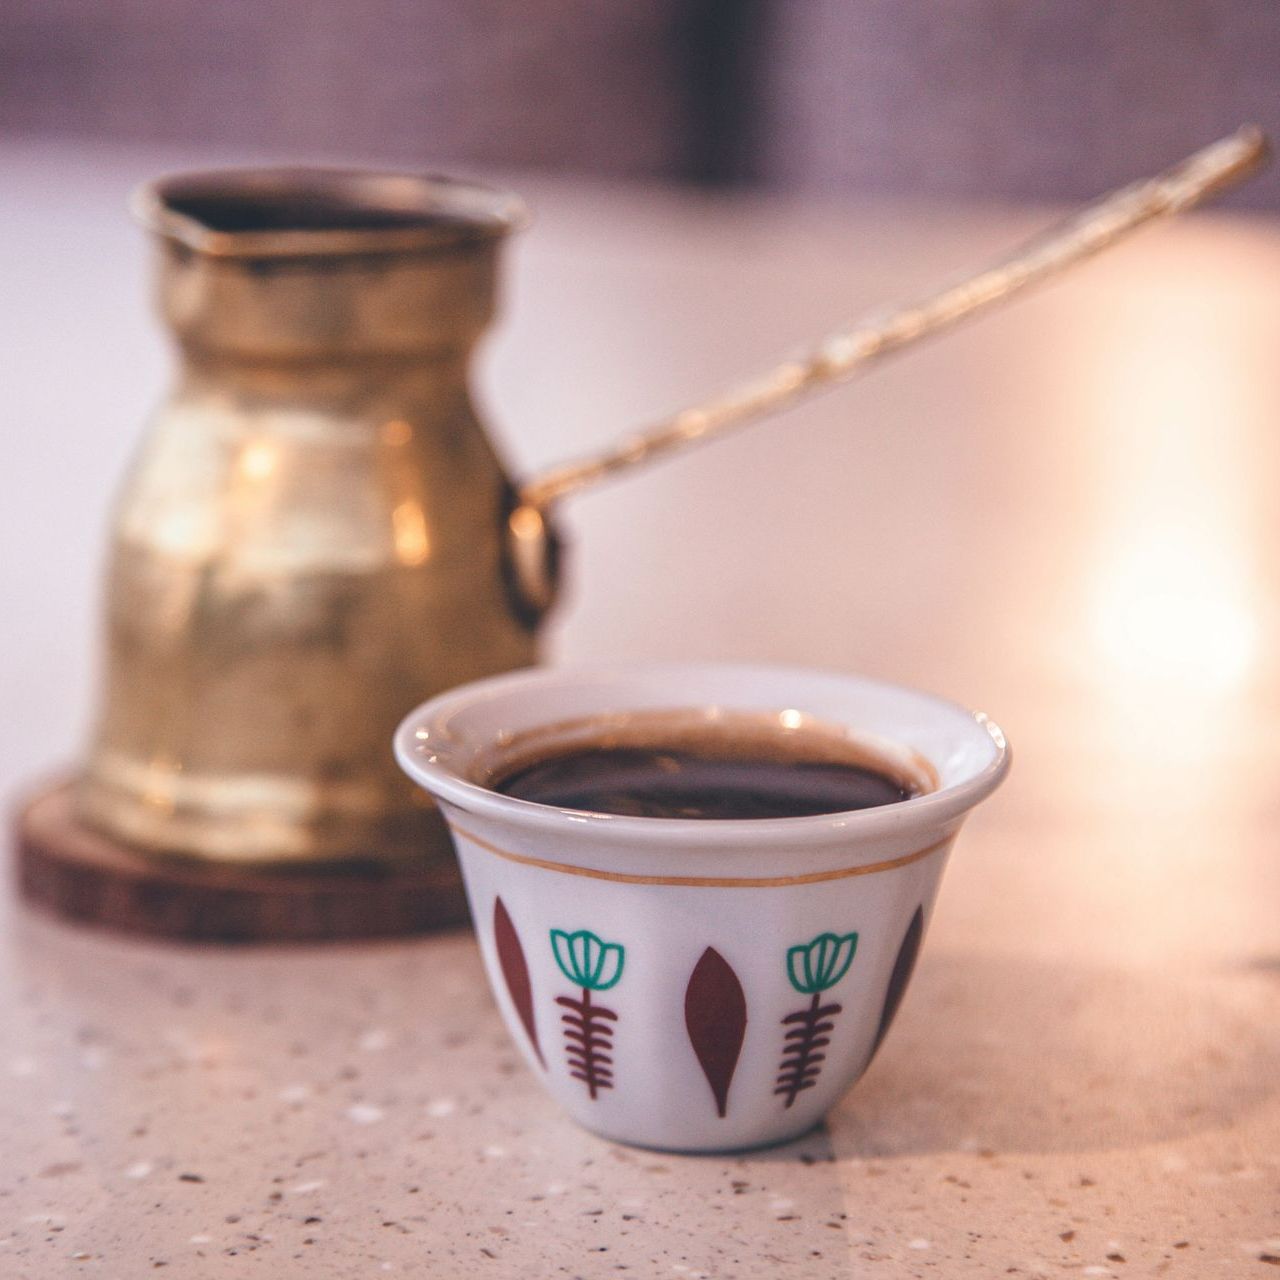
<box><xmin>76</xmin><ymin>170</ymin><xmax>547</xmax><ymax>868</ymax></box>
<box><xmin>73</xmin><ymin>135</ymin><xmax>1263</xmax><ymax>871</ymax></box>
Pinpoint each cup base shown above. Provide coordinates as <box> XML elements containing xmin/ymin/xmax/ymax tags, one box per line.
<box><xmin>570</xmin><ymin>1113</ymin><xmax>830</xmax><ymax>1156</ymax></box>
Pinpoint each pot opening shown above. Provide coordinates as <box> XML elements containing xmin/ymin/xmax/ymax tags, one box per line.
<box><xmin>136</xmin><ymin>168</ymin><xmax>527</xmax><ymax>257</ymax></box>
<box><xmin>165</xmin><ymin>189</ymin><xmax>472</xmax><ymax>236</ymax></box>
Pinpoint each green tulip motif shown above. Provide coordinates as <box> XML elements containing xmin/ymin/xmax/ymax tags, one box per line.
<box><xmin>551</xmin><ymin>929</ymin><xmax>625</xmax><ymax>991</ymax></box>
<box><xmin>785</xmin><ymin>931</ymin><xmax>857</xmax><ymax>995</ymax></box>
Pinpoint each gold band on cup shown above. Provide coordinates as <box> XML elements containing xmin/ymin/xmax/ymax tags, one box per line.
<box><xmin>449</xmin><ymin>824</ymin><xmax>951</xmax><ymax>889</ymax></box>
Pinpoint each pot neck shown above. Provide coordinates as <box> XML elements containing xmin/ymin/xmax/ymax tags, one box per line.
<box><xmin>137</xmin><ymin>167</ymin><xmax>526</xmax><ymax>363</ymax></box>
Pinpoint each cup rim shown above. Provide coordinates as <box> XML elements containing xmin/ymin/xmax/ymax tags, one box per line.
<box><xmin>394</xmin><ymin>662</ymin><xmax>1009</xmax><ymax>851</ymax></box>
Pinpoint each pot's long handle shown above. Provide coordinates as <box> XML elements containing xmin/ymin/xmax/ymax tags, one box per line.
<box><xmin>504</xmin><ymin>126</ymin><xmax>1268</xmax><ymax>617</ymax></box>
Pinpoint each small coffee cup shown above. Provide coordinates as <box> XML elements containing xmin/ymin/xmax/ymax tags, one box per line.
<box><xmin>395</xmin><ymin>662</ymin><xmax>1008</xmax><ymax>1153</ymax></box>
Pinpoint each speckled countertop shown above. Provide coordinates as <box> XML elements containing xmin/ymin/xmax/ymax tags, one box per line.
<box><xmin>3</xmin><ymin>900</ymin><xmax>1278</xmax><ymax>1278</ymax></box>
<box><xmin>3</xmin><ymin>141</ymin><xmax>1280</xmax><ymax>1277</ymax></box>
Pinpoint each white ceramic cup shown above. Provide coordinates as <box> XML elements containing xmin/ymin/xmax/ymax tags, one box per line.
<box><xmin>395</xmin><ymin>662</ymin><xmax>1008</xmax><ymax>1153</ymax></box>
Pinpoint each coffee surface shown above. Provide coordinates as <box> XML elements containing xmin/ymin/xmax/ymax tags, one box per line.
<box><xmin>492</xmin><ymin>718</ymin><xmax>919</xmax><ymax>820</ymax></box>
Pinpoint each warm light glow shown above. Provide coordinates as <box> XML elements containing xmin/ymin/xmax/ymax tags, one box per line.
<box><xmin>1073</xmin><ymin>270</ymin><xmax>1262</xmax><ymax>702</ymax></box>
<box><xmin>391</xmin><ymin>500</ymin><xmax>431</xmax><ymax>565</ymax></box>
<box><xmin>381</xmin><ymin>419</ymin><xmax>412</xmax><ymax>447</ymax></box>
<box><xmin>1089</xmin><ymin>530</ymin><xmax>1257</xmax><ymax>695</ymax></box>
<box><xmin>238</xmin><ymin>439</ymin><xmax>279</xmax><ymax>482</ymax></box>
<box><xmin>778</xmin><ymin>708</ymin><xmax>804</xmax><ymax>730</ymax></box>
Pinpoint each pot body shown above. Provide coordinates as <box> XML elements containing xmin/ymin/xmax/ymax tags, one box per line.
<box><xmin>76</xmin><ymin>169</ymin><xmax>543</xmax><ymax>865</ymax></box>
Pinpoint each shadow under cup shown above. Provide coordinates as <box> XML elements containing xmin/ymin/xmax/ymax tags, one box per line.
<box><xmin>395</xmin><ymin>663</ymin><xmax>1009</xmax><ymax>1152</ymax></box>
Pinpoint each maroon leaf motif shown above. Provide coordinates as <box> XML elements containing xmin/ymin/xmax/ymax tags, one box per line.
<box><xmin>493</xmin><ymin>897</ymin><xmax>544</xmax><ymax>1068</ymax></box>
<box><xmin>867</xmin><ymin>905</ymin><xmax>924</xmax><ymax>1064</ymax></box>
<box><xmin>684</xmin><ymin>947</ymin><xmax>748</xmax><ymax>1118</ymax></box>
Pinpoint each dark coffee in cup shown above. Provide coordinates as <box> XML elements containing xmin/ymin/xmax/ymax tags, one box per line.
<box><xmin>490</xmin><ymin>710</ymin><xmax>926</xmax><ymax>820</ymax></box>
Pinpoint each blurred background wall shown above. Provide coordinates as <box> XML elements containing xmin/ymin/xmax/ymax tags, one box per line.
<box><xmin>2</xmin><ymin>0</ymin><xmax>1277</xmax><ymax>207</ymax></box>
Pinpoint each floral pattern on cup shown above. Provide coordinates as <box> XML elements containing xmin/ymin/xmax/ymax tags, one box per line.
<box><xmin>776</xmin><ymin>931</ymin><xmax>858</xmax><ymax>1108</ymax></box>
<box><xmin>551</xmin><ymin>929</ymin><xmax>625</xmax><ymax>1100</ymax></box>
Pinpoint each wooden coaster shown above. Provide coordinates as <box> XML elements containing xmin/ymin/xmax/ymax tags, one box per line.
<box><xmin>13</xmin><ymin>781</ymin><xmax>469</xmax><ymax>943</ymax></box>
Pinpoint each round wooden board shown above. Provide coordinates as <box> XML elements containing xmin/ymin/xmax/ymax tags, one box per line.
<box><xmin>13</xmin><ymin>782</ymin><xmax>469</xmax><ymax>943</ymax></box>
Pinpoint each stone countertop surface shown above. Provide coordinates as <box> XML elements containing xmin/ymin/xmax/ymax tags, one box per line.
<box><xmin>2</xmin><ymin>139</ymin><xmax>1279</xmax><ymax>1277</ymax></box>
